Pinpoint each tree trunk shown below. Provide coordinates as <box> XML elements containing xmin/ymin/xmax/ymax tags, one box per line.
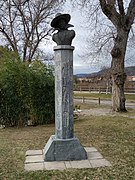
<box><xmin>112</xmin><ymin>75</ymin><xmax>126</xmax><ymax>111</ymax></box>
<box><xmin>111</xmin><ymin>30</ymin><xmax>128</xmax><ymax>112</ymax></box>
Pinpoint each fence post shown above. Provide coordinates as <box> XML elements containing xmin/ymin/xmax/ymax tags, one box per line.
<box><xmin>98</xmin><ymin>97</ymin><xmax>100</xmax><ymax>105</ymax></box>
<box><xmin>82</xmin><ymin>96</ymin><xmax>85</xmax><ymax>103</ymax></box>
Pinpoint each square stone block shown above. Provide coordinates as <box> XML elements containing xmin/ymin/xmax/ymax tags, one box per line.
<box><xmin>25</xmin><ymin>155</ymin><xmax>44</xmax><ymax>164</ymax></box>
<box><xmin>25</xmin><ymin>162</ymin><xmax>44</xmax><ymax>171</ymax></box>
<box><xmin>26</xmin><ymin>150</ymin><xmax>43</xmax><ymax>156</ymax></box>
<box><xmin>44</xmin><ymin>161</ymin><xmax>66</xmax><ymax>170</ymax></box>
<box><xmin>85</xmin><ymin>147</ymin><xmax>98</xmax><ymax>153</ymax></box>
<box><xmin>70</xmin><ymin>160</ymin><xmax>92</xmax><ymax>169</ymax></box>
<box><xmin>87</xmin><ymin>151</ymin><xmax>103</xmax><ymax>160</ymax></box>
<box><xmin>90</xmin><ymin>159</ymin><xmax>112</xmax><ymax>168</ymax></box>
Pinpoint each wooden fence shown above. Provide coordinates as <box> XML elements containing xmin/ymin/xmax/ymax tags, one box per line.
<box><xmin>74</xmin><ymin>86</ymin><xmax>135</xmax><ymax>94</ymax></box>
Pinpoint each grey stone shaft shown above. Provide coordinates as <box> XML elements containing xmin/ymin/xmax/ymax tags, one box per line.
<box><xmin>54</xmin><ymin>45</ymin><xmax>74</xmax><ymax>139</ymax></box>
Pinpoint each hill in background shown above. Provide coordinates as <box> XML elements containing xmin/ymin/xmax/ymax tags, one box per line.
<box><xmin>76</xmin><ymin>66</ymin><xmax>135</xmax><ymax>78</ymax></box>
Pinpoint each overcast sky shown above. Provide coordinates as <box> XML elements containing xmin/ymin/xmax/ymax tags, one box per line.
<box><xmin>44</xmin><ymin>2</ymin><xmax>135</xmax><ymax>75</ymax></box>
<box><xmin>45</xmin><ymin>3</ymin><xmax>104</xmax><ymax>74</ymax></box>
<box><xmin>67</xmin><ymin>6</ymin><xmax>102</xmax><ymax>74</ymax></box>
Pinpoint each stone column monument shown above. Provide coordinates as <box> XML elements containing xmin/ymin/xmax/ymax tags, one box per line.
<box><xmin>43</xmin><ymin>13</ymin><xmax>87</xmax><ymax>161</ymax></box>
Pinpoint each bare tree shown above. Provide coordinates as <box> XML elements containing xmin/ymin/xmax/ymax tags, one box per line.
<box><xmin>72</xmin><ymin>0</ymin><xmax>135</xmax><ymax>112</ymax></box>
<box><xmin>0</xmin><ymin>0</ymin><xmax>64</xmax><ymax>62</ymax></box>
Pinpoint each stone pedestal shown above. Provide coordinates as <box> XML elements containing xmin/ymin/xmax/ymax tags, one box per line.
<box><xmin>44</xmin><ymin>45</ymin><xmax>87</xmax><ymax>161</ymax></box>
<box><xmin>44</xmin><ymin>135</ymin><xmax>87</xmax><ymax>161</ymax></box>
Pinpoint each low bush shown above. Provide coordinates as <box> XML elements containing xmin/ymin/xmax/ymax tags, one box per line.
<box><xmin>0</xmin><ymin>58</ymin><xmax>54</xmax><ymax>126</ymax></box>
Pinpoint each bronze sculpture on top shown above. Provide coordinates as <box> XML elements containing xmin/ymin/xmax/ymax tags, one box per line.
<box><xmin>51</xmin><ymin>13</ymin><xmax>75</xmax><ymax>45</ymax></box>
<box><xmin>43</xmin><ymin>13</ymin><xmax>87</xmax><ymax>161</ymax></box>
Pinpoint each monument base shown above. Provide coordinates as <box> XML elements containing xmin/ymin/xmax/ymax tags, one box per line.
<box><xmin>43</xmin><ymin>135</ymin><xmax>87</xmax><ymax>161</ymax></box>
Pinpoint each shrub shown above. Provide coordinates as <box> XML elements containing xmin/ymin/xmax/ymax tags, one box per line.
<box><xmin>0</xmin><ymin>58</ymin><xmax>54</xmax><ymax>127</ymax></box>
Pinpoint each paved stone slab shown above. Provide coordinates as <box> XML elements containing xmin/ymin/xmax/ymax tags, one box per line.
<box><xmin>90</xmin><ymin>159</ymin><xmax>112</xmax><ymax>168</ymax></box>
<box><xmin>44</xmin><ymin>161</ymin><xmax>66</xmax><ymax>170</ymax></box>
<box><xmin>84</xmin><ymin>147</ymin><xmax>98</xmax><ymax>153</ymax></box>
<box><xmin>87</xmin><ymin>151</ymin><xmax>103</xmax><ymax>160</ymax></box>
<box><xmin>70</xmin><ymin>160</ymin><xmax>92</xmax><ymax>169</ymax></box>
<box><xmin>24</xmin><ymin>147</ymin><xmax>112</xmax><ymax>171</ymax></box>
<box><xmin>26</xmin><ymin>150</ymin><xmax>43</xmax><ymax>156</ymax></box>
<box><xmin>25</xmin><ymin>162</ymin><xmax>44</xmax><ymax>171</ymax></box>
<box><xmin>25</xmin><ymin>155</ymin><xmax>44</xmax><ymax>164</ymax></box>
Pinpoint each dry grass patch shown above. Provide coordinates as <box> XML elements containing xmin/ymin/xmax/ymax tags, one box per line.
<box><xmin>0</xmin><ymin>115</ymin><xmax>135</xmax><ymax>179</ymax></box>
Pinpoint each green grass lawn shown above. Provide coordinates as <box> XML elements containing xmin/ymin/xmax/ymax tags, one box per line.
<box><xmin>0</xmin><ymin>114</ymin><xmax>135</xmax><ymax>179</ymax></box>
<box><xmin>74</xmin><ymin>91</ymin><xmax>135</xmax><ymax>102</ymax></box>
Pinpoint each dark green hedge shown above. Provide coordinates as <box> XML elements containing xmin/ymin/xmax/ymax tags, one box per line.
<box><xmin>0</xmin><ymin>59</ymin><xmax>55</xmax><ymax>126</ymax></box>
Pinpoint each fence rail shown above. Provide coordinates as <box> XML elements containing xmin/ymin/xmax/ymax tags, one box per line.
<box><xmin>74</xmin><ymin>87</ymin><xmax>135</xmax><ymax>93</ymax></box>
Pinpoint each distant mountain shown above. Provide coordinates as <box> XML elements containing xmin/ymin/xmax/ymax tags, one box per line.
<box><xmin>75</xmin><ymin>66</ymin><xmax>135</xmax><ymax>78</ymax></box>
<box><xmin>75</xmin><ymin>74</ymin><xmax>89</xmax><ymax>78</ymax></box>
<box><xmin>75</xmin><ymin>71</ymin><xmax>104</xmax><ymax>78</ymax></box>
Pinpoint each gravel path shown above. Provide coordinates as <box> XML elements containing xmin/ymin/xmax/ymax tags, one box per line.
<box><xmin>74</xmin><ymin>98</ymin><xmax>135</xmax><ymax>119</ymax></box>
<box><xmin>81</xmin><ymin>108</ymin><xmax>112</xmax><ymax>116</ymax></box>
<box><xmin>78</xmin><ymin>108</ymin><xmax>135</xmax><ymax>119</ymax></box>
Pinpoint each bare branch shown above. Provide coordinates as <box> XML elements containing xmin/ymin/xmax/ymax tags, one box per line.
<box><xmin>127</xmin><ymin>0</ymin><xmax>135</xmax><ymax>17</ymax></box>
<box><xmin>117</xmin><ymin>0</ymin><xmax>125</xmax><ymax>15</ymax></box>
<box><xmin>0</xmin><ymin>29</ymin><xmax>17</xmax><ymax>52</ymax></box>
<box><xmin>99</xmin><ymin>0</ymin><xmax>120</xmax><ymax>27</ymax></box>
<box><xmin>8</xmin><ymin>0</ymin><xmax>18</xmax><ymax>52</ymax></box>
<box><xmin>126</xmin><ymin>0</ymin><xmax>135</xmax><ymax>28</ymax></box>
<box><xmin>0</xmin><ymin>0</ymin><xmax>64</xmax><ymax>62</ymax></box>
